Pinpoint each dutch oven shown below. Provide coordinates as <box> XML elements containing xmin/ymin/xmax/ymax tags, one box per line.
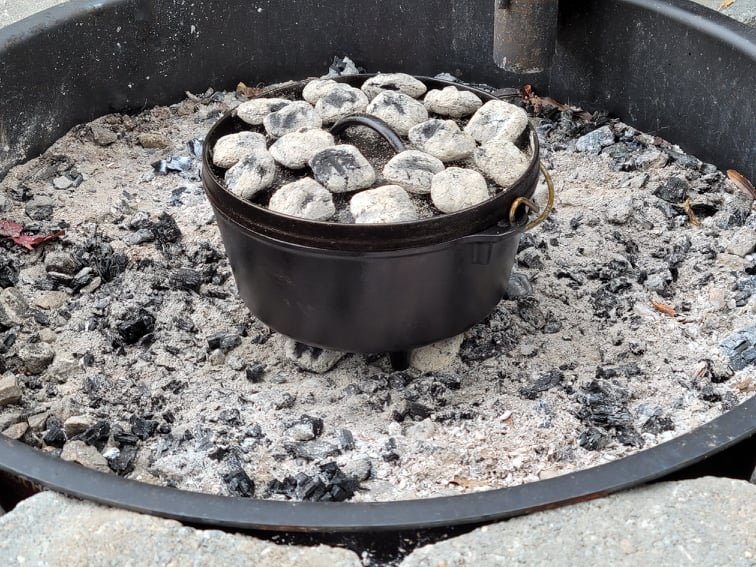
<box><xmin>201</xmin><ymin>74</ymin><xmax>553</xmax><ymax>354</ymax></box>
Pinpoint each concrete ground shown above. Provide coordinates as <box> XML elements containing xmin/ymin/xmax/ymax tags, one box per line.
<box><xmin>0</xmin><ymin>1</ymin><xmax>754</xmax><ymax>566</ymax></box>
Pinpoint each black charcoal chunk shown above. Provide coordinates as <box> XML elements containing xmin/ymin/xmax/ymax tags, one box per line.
<box><xmin>117</xmin><ymin>309</ymin><xmax>156</xmax><ymax>344</ymax></box>
<box><xmin>130</xmin><ymin>415</ymin><xmax>159</xmax><ymax>440</ymax></box>
<box><xmin>223</xmin><ymin>467</ymin><xmax>255</xmax><ymax>498</ymax></box>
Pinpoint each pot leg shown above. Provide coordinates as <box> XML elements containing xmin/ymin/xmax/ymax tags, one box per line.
<box><xmin>389</xmin><ymin>351</ymin><xmax>411</xmax><ymax>371</ymax></box>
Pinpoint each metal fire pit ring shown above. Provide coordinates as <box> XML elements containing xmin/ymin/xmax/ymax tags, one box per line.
<box><xmin>1</xmin><ymin>397</ymin><xmax>754</xmax><ymax>532</ymax></box>
<box><xmin>0</xmin><ymin>0</ymin><xmax>754</xmax><ymax>555</ymax></box>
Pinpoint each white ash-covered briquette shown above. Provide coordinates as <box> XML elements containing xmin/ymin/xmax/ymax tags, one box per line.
<box><xmin>423</xmin><ymin>86</ymin><xmax>483</xmax><ymax>118</ymax></box>
<box><xmin>268</xmin><ymin>128</ymin><xmax>336</xmax><ymax>169</ymax></box>
<box><xmin>431</xmin><ymin>167</ymin><xmax>490</xmax><ymax>213</ymax></box>
<box><xmin>263</xmin><ymin>101</ymin><xmax>322</xmax><ymax>138</ymax></box>
<box><xmin>365</xmin><ymin>91</ymin><xmax>428</xmax><ymax>136</ymax></box>
<box><xmin>308</xmin><ymin>145</ymin><xmax>376</xmax><ymax>193</ymax></box>
<box><xmin>302</xmin><ymin>78</ymin><xmax>339</xmax><ymax>104</ymax></box>
<box><xmin>268</xmin><ymin>178</ymin><xmax>336</xmax><ymax>221</ymax></box>
<box><xmin>473</xmin><ymin>138</ymin><xmax>530</xmax><ymax>188</ymax></box>
<box><xmin>211</xmin><ymin>131</ymin><xmax>267</xmax><ymax>168</ymax></box>
<box><xmin>314</xmin><ymin>84</ymin><xmax>369</xmax><ymax>124</ymax></box>
<box><xmin>236</xmin><ymin>97</ymin><xmax>291</xmax><ymax>125</ymax></box>
<box><xmin>350</xmin><ymin>185</ymin><xmax>418</xmax><ymax>223</ymax></box>
<box><xmin>408</xmin><ymin>119</ymin><xmax>477</xmax><ymax>163</ymax></box>
<box><xmin>464</xmin><ymin>99</ymin><xmax>529</xmax><ymax>144</ymax></box>
<box><xmin>382</xmin><ymin>150</ymin><xmax>445</xmax><ymax>195</ymax></box>
<box><xmin>224</xmin><ymin>149</ymin><xmax>277</xmax><ymax>199</ymax></box>
<box><xmin>361</xmin><ymin>73</ymin><xmax>428</xmax><ymax>100</ymax></box>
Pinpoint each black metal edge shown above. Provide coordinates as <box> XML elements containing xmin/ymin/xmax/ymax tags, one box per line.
<box><xmin>0</xmin><ymin>396</ymin><xmax>752</xmax><ymax>532</ymax></box>
<box><xmin>2</xmin><ymin>0</ymin><xmax>755</xmax><ymax>180</ymax></box>
<box><xmin>551</xmin><ymin>0</ymin><xmax>756</xmax><ymax>180</ymax></box>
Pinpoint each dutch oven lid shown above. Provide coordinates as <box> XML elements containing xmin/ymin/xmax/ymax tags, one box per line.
<box><xmin>202</xmin><ymin>75</ymin><xmax>540</xmax><ymax>252</ymax></box>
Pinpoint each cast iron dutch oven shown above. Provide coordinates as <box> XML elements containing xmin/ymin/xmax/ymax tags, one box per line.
<box><xmin>202</xmin><ymin>74</ymin><xmax>553</xmax><ymax>354</ymax></box>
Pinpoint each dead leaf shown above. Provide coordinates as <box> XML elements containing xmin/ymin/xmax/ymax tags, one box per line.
<box><xmin>720</xmin><ymin>0</ymin><xmax>736</xmax><ymax>8</ymax></box>
<box><xmin>10</xmin><ymin>231</ymin><xmax>65</xmax><ymax>251</ymax></box>
<box><xmin>651</xmin><ymin>301</ymin><xmax>676</xmax><ymax>317</ymax></box>
<box><xmin>727</xmin><ymin>169</ymin><xmax>756</xmax><ymax>199</ymax></box>
<box><xmin>735</xmin><ymin>377</ymin><xmax>755</xmax><ymax>393</ymax></box>
<box><xmin>236</xmin><ymin>82</ymin><xmax>263</xmax><ymax>99</ymax></box>
<box><xmin>0</xmin><ymin>219</ymin><xmax>64</xmax><ymax>250</ymax></box>
<box><xmin>0</xmin><ymin>219</ymin><xmax>23</xmax><ymax>238</ymax></box>
<box><xmin>682</xmin><ymin>198</ymin><xmax>701</xmax><ymax>226</ymax></box>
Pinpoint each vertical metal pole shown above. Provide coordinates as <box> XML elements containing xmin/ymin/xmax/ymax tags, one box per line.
<box><xmin>493</xmin><ymin>0</ymin><xmax>559</xmax><ymax>73</ymax></box>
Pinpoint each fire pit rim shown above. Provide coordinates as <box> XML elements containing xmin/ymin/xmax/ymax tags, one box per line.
<box><xmin>1</xmin><ymin>397</ymin><xmax>753</xmax><ymax>532</ymax></box>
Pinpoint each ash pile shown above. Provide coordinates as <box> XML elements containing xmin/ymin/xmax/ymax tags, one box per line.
<box><xmin>0</xmin><ymin>67</ymin><xmax>754</xmax><ymax>503</ymax></box>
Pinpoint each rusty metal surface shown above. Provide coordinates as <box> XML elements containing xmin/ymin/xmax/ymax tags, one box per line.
<box><xmin>493</xmin><ymin>0</ymin><xmax>560</xmax><ymax>73</ymax></box>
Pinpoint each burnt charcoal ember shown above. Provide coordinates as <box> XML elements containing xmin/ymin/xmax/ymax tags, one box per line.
<box><xmin>388</xmin><ymin>371</ymin><xmax>412</xmax><ymax>390</ymax></box>
<box><xmin>653</xmin><ymin>176</ymin><xmax>689</xmax><ymax>203</ymax></box>
<box><xmin>577</xmin><ymin>380</ymin><xmax>639</xmax><ymax>446</ymax></box>
<box><xmin>358</xmin><ymin>374</ymin><xmax>390</xmax><ymax>394</ymax></box>
<box><xmin>219</xmin><ymin>408</ymin><xmax>242</xmax><ymax>426</ymax></box>
<box><xmin>642</xmin><ymin>414</ymin><xmax>675</xmax><ymax>434</ymax></box>
<box><xmin>245</xmin><ymin>363</ymin><xmax>266</xmax><ymax>382</ymax></box>
<box><xmin>222</xmin><ymin>467</ymin><xmax>255</xmax><ymax>497</ymax></box>
<box><xmin>719</xmin><ymin>325</ymin><xmax>756</xmax><ymax>371</ymax></box>
<box><xmin>105</xmin><ymin>445</ymin><xmax>138</xmax><ymax>475</ymax></box>
<box><xmin>71</xmin><ymin>420</ymin><xmax>111</xmax><ymax>451</ymax></box>
<box><xmin>268</xmin><ymin>462</ymin><xmax>359</xmax><ymax>502</ymax></box>
<box><xmin>365</xmin><ymin>391</ymin><xmax>391</xmax><ymax>412</ymax></box>
<box><xmin>516</xmin><ymin>297</ymin><xmax>547</xmax><ymax>330</ymax></box>
<box><xmin>273</xmin><ymin>393</ymin><xmax>296</xmax><ymax>410</ymax></box>
<box><xmin>284</xmin><ymin>440</ymin><xmax>341</xmax><ymax>461</ymax></box>
<box><xmin>117</xmin><ymin>309</ymin><xmax>156</xmax><ymax>344</ymax></box>
<box><xmin>591</xmin><ymin>286</ymin><xmax>628</xmax><ymax>320</ymax></box>
<box><xmin>112</xmin><ymin>427</ymin><xmax>140</xmax><ymax>448</ymax></box>
<box><xmin>381</xmin><ymin>438</ymin><xmax>401</xmax><ymax>463</ymax></box>
<box><xmin>169</xmin><ymin>268</ymin><xmax>203</xmax><ymax>291</ymax></box>
<box><xmin>96</xmin><ymin>251</ymin><xmax>128</xmax><ymax>282</ymax></box>
<box><xmin>504</xmin><ymin>272</ymin><xmax>533</xmax><ymax>299</ymax></box>
<box><xmin>578</xmin><ymin>427</ymin><xmax>609</xmax><ymax>451</ymax></box>
<box><xmin>0</xmin><ymin>257</ymin><xmax>19</xmax><ymax>288</ymax></box>
<box><xmin>152</xmin><ymin>155</ymin><xmax>193</xmax><ymax>175</ymax></box>
<box><xmin>130</xmin><ymin>415</ymin><xmax>159</xmax><ymax>440</ymax></box>
<box><xmin>43</xmin><ymin>425</ymin><xmax>67</xmax><ymax>448</ymax></box>
<box><xmin>616</xmin><ymin>426</ymin><xmax>643</xmax><ymax>448</ymax></box>
<box><xmin>284</xmin><ymin>340</ymin><xmax>346</xmax><ymax>373</ymax></box>
<box><xmin>207</xmin><ymin>331</ymin><xmax>242</xmax><ymax>352</ymax></box>
<box><xmin>338</xmin><ymin>429</ymin><xmax>355</xmax><ymax>451</ymax></box>
<box><xmin>519</xmin><ymin>369</ymin><xmax>563</xmax><ymax>400</ymax></box>
<box><xmin>461</xmin><ymin>325</ymin><xmax>519</xmax><ymax>363</ymax></box>
<box><xmin>698</xmin><ymin>384</ymin><xmax>722</xmax><ymax>403</ymax></box>
<box><xmin>424</xmin><ymin>371</ymin><xmax>462</xmax><ymax>390</ymax></box>
<box><xmin>392</xmin><ymin>400</ymin><xmax>433</xmax><ymax>422</ymax></box>
<box><xmin>287</xmin><ymin>415</ymin><xmax>324</xmax><ymax>441</ymax></box>
<box><xmin>83</xmin><ymin>374</ymin><xmax>112</xmax><ymax>404</ymax></box>
<box><xmin>153</xmin><ymin>212</ymin><xmax>182</xmax><ymax>250</ymax></box>
<box><xmin>517</xmin><ymin>248</ymin><xmax>543</xmax><ymax>269</ymax></box>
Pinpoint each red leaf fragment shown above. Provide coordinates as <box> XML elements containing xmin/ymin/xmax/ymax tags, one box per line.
<box><xmin>9</xmin><ymin>231</ymin><xmax>65</xmax><ymax>251</ymax></box>
<box><xmin>0</xmin><ymin>219</ymin><xmax>23</xmax><ymax>238</ymax></box>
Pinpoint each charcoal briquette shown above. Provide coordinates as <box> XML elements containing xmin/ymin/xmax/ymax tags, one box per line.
<box><xmin>222</xmin><ymin>468</ymin><xmax>255</xmax><ymax>498</ymax></box>
<box><xmin>130</xmin><ymin>415</ymin><xmax>159</xmax><ymax>440</ymax></box>
<box><xmin>117</xmin><ymin>309</ymin><xmax>155</xmax><ymax>344</ymax></box>
<box><xmin>71</xmin><ymin>420</ymin><xmax>111</xmax><ymax>450</ymax></box>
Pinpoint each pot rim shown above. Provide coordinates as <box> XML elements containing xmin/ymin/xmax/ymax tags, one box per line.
<box><xmin>202</xmin><ymin>74</ymin><xmax>540</xmax><ymax>252</ymax></box>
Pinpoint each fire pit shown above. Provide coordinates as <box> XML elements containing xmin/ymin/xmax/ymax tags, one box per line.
<box><xmin>0</xmin><ymin>0</ymin><xmax>754</xmax><ymax>562</ymax></box>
